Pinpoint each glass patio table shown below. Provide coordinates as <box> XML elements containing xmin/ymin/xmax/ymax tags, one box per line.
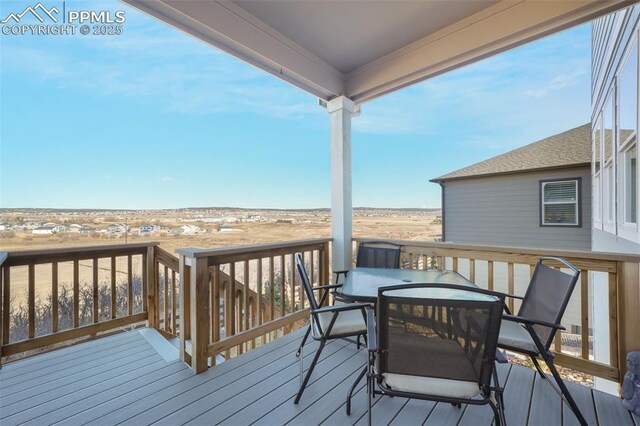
<box><xmin>339</xmin><ymin>267</ymin><xmax>486</xmax><ymax>303</ymax></box>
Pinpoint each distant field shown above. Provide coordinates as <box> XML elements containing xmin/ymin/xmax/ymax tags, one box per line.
<box><xmin>0</xmin><ymin>208</ymin><xmax>441</xmax><ymax>306</ymax></box>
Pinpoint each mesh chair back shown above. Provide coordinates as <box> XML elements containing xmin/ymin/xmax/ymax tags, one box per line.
<box><xmin>356</xmin><ymin>242</ymin><xmax>401</xmax><ymax>269</ymax></box>
<box><xmin>518</xmin><ymin>258</ymin><xmax>580</xmax><ymax>350</ymax></box>
<box><xmin>295</xmin><ymin>253</ymin><xmax>319</xmax><ymax>311</ymax></box>
<box><xmin>378</xmin><ymin>284</ymin><xmax>504</xmax><ymax>390</ymax></box>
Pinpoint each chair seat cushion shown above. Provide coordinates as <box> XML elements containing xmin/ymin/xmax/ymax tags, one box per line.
<box><xmin>382</xmin><ymin>373</ymin><xmax>479</xmax><ymax>399</ymax></box>
<box><xmin>311</xmin><ymin>306</ymin><xmax>366</xmax><ymax>338</ymax></box>
<box><xmin>498</xmin><ymin>319</ymin><xmax>539</xmax><ymax>354</ymax></box>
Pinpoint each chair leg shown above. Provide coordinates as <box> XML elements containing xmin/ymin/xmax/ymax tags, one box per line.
<box><xmin>489</xmin><ymin>401</ymin><xmax>502</xmax><ymax>426</ymax></box>
<box><xmin>346</xmin><ymin>367</ymin><xmax>367</xmax><ymax>415</ymax></box>
<box><xmin>296</xmin><ymin>325</ymin><xmax>311</xmax><ymax>357</ymax></box>
<box><xmin>357</xmin><ymin>335</ymin><xmax>361</xmax><ymax>350</ymax></box>
<box><xmin>294</xmin><ymin>339</ymin><xmax>325</xmax><ymax>404</ymax></box>
<box><xmin>544</xmin><ymin>356</ymin><xmax>588</xmax><ymax>426</ymax></box>
<box><xmin>367</xmin><ymin>373</ymin><xmax>373</xmax><ymax>426</ymax></box>
<box><xmin>530</xmin><ymin>355</ymin><xmax>546</xmax><ymax>378</ymax></box>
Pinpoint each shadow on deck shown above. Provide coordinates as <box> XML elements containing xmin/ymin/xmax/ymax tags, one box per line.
<box><xmin>0</xmin><ymin>328</ymin><xmax>635</xmax><ymax>425</ymax></box>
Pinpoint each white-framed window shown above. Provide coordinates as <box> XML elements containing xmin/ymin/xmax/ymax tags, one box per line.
<box><xmin>617</xmin><ymin>37</ymin><xmax>639</xmax><ymax>241</ymax></box>
<box><xmin>602</xmin><ymin>89</ymin><xmax>616</xmax><ymax>233</ymax></box>
<box><xmin>540</xmin><ymin>179</ymin><xmax>581</xmax><ymax>226</ymax></box>
<box><xmin>593</xmin><ymin>115</ymin><xmax>603</xmax><ymax>229</ymax></box>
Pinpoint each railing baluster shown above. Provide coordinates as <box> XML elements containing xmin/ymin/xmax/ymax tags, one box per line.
<box><xmin>257</xmin><ymin>258</ymin><xmax>263</xmax><ymax>327</ymax></box>
<box><xmin>279</xmin><ymin>256</ymin><xmax>285</xmax><ymax>316</ymax></box>
<box><xmin>469</xmin><ymin>259</ymin><xmax>475</xmax><ymax>282</ymax></box>
<box><xmin>244</xmin><ymin>260</ymin><xmax>250</xmax><ymax>337</ymax></box>
<box><xmin>608</xmin><ymin>271</ymin><xmax>618</xmax><ymax>369</ymax></box>
<box><xmin>487</xmin><ymin>261</ymin><xmax>494</xmax><ymax>291</ymax></box>
<box><xmin>52</xmin><ymin>262</ymin><xmax>58</xmax><ymax>333</ymax></box>
<box><xmin>229</xmin><ymin>262</ymin><xmax>236</xmax><ymax>338</ymax></box>
<box><xmin>73</xmin><ymin>260</ymin><xmax>79</xmax><ymax>328</ymax></box>
<box><xmin>507</xmin><ymin>262</ymin><xmax>514</xmax><ymax>313</ymax></box>
<box><xmin>172</xmin><ymin>269</ymin><xmax>177</xmax><ymax>334</ymax></box>
<box><xmin>2</xmin><ymin>266</ymin><xmax>9</xmax><ymax>344</ymax></box>
<box><xmin>142</xmin><ymin>252</ymin><xmax>148</xmax><ymax>314</ymax></box>
<box><xmin>164</xmin><ymin>265</ymin><xmax>169</xmax><ymax>331</ymax></box>
<box><xmin>93</xmin><ymin>258</ymin><xmax>99</xmax><ymax>323</ymax></box>
<box><xmin>127</xmin><ymin>255</ymin><xmax>133</xmax><ymax>316</ymax></box>
<box><xmin>269</xmin><ymin>257</ymin><xmax>275</xmax><ymax>320</ymax></box>
<box><xmin>110</xmin><ymin>257</ymin><xmax>116</xmax><ymax>319</ymax></box>
<box><xmin>28</xmin><ymin>264</ymin><xmax>35</xmax><ymax>339</ymax></box>
<box><xmin>289</xmin><ymin>254</ymin><xmax>295</xmax><ymax>312</ymax></box>
<box><xmin>581</xmin><ymin>271</ymin><xmax>589</xmax><ymax>359</ymax></box>
<box><xmin>452</xmin><ymin>257</ymin><xmax>458</xmax><ymax>272</ymax></box>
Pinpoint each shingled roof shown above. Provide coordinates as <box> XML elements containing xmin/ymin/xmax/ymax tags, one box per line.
<box><xmin>431</xmin><ymin>123</ymin><xmax>591</xmax><ymax>182</ymax></box>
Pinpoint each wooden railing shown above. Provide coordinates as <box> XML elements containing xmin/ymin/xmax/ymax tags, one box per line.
<box><xmin>355</xmin><ymin>237</ymin><xmax>640</xmax><ymax>383</ymax></box>
<box><xmin>0</xmin><ymin>242</ymin><xmax>158</xmax><ymax>365</ymax></box>
<box><xmin>177</xmin><ymin>238</ymin><xmax>331</xmax><ymax>373</ymax></box>
<box><xmin>153</xmin><ymin>247</ymin><xmax>181</xmax><ymax>338</ymax></box>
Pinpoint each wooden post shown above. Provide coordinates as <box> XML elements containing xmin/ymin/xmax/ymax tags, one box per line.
<box><xmin>616</xmin><ymin>261</ymin><xmax>640</xmax><ymax>384</ymax></box>
<box><xmin>188</xmin><ymin>255</ymin><xmax>209</xmax><ymax>373</ymax></box>
<box><xmin>178</xmin><ymin>254</ymin><xmax>191</xmax><ymax>365</ymax></box>
<box><xmin>146</xmin><ymin>245</ymin><xmax>158</xmax><ymax>329</ymax></box>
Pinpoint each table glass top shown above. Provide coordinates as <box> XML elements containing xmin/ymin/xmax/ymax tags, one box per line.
<box><xmin>340</xmin><ymin>267</ymin><xmax>496</xmax><ymax>302</ymax></box>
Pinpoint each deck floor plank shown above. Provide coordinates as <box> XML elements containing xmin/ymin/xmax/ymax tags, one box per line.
<box><xmin>250</xmin><ymin>345</ymin><xmax>363</xmax><ymax>426</ymax></box>
<box><xmin>0</xmin><ymin>331</ymin><xmax>139</xmax><ymax>377</ymax></box>
<box><xmin>1</xmin><ymin>347</ymin><xmax>159</xmax><ymax>418</ymax></box>
<box><xmin>114</xmin><ymin>339</ymin><xmax>325</xmax><ymax>425</ymax></box>
<box><xmin>159</xmin><ymin>340</ymin><xmax>350</xmax><ymax>425</ymax></box>
<box><xmin>218</xmin><ymin>345</ymin><xmax>361</xmax><ymax>426</ymax></box>
<box><xmin>0</xmin><ymin>327</ymin><xmax>633</xmax><ymax>426</ymax></box>
<box><xmin>593</xmin><ymin>385</ymin><xmax>635</xmax><ymax>426</ymax></box>
<box><xmin>0</xmin><ymin>336</ymin><xmax>147</xmax><ymax>390</ymax></box>
<box><xmin>528</xmin><ymin>374</ymin><xmax>562</xmax><ymax>426</ymax></box>
<box><xmin>84</xmin><ymin>334</ymin><xmax>310</xmax><ymax>426</ymax></box>
<box><xmin>562</xmin><ymin>378</ymin><xmax>598</xmax><ymax>426</ymax></box>
<box><xmin>389</xmin><ymin>398</ymin><xmax>437</xmax><ymax>426</ymax></box>
<box><xmin>502</xmin><ymin>359</ymin><xmax>535</xmax><ymax>426</ymax></box>
<box><xmin>1</xmin><ymin>340</ymin><xmax>153</xmax><ymax>406</ymax></box>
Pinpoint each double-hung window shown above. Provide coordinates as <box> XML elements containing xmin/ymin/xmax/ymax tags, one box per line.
<box><xmin>617</xmin><ymin>39</ymin><xmax>638</xmax><ymax>240</ymax></box>
<box><xmin>540</xmin><ymin>179</ymin><xmax>581</xmax><ymax>226</ymax></box>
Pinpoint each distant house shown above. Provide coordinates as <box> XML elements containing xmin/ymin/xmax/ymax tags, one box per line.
<box><xmin>33</xmin><ymin>225</ymin><xmax>56</xmax><ymax>235</ymax></box>
<box><xmin>139</xmin><ymin>225</ymin><xmax>154</xmax><ymax>234</ymax></box>
<box><xmin>106</xmin><ymin>224</ymin><xmax>128</xmax><ymax>234</ymax></box>
<box><xmin>431</xmin><ymin>124</ymin><xmax>591</xmax><ymax>251</ymax></box>
<box><xmin>0</xmin><ymin>223</ymin><xmax>9</xmax><ymax>231</ymax></box>
<box><xmin>79</xmin><ymin>226</ymin><xmax>95</xmax><ymax>234</ymax></box>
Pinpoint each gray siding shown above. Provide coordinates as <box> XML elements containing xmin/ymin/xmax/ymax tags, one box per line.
<box><xmin>443</xmin><ymin>167</ymin><xmax>591</xmax><ymax>250</ymax></box>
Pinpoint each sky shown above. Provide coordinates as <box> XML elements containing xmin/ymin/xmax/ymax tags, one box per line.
<box><xmin>0</xmin><ymin>1</ymin><xmax>592</xmax><ymax>210</ymax></box>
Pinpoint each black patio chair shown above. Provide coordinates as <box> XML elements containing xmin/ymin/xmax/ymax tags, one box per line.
<box><xmin>347</xmin><ymin>283</ymin><xmax>506</xmax><ymax>425</ymax></box>
<box><xmin>497</xmin><ymin>257</ymin><xmax>587</xmax><ymax>426</ymax></box>
<box><xmin>333</xmin><ymin>242</ymin><xmax>401</xmax><ymax>285</ymax></box>
<box><xmin>293</xmin><ymin>253</ymin><xmax>369</xmax><ymax>404</ymax></box>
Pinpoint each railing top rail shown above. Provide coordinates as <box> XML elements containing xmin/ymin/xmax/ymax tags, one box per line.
<box><xmin>177</xmin><ymin>237</ymin><xmax>332</xmax><ymax>259</ymax></box>
<box><xmin>2</xmin><ymin>242</ymin><xmax>159</xmax><ymax>267</ymax></box>
<box><xmin>354</xmin><ymin>237</ymin><xmax>640</xmax><ymax>263</ymax></box>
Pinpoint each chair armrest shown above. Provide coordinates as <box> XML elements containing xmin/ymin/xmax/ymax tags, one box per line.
<box><xmin>503</xmin><ymin>294</ymin><xmax>524</xmax><ymax>300</ymax></box>
<box><xmin>366</xmin><ymin>307</ymin><xmax>377</xmax><ymax>352</ymax></box>
<box><xmin>311</xmin><ymin>284</ymin><xmax>343</xmax><ymax>291</ymax></box>
<box><xmin>503</xmin><ymin>314</ymin><xmax>565</xmax><ymax>331</ymax></box>
<box><xmin>333</xmin><ymin>270</ymin><xmax>349</xmax><ymax>275</ymax></box>
<box><xmin>312</xmin><ymin>302</ymin><xmax>372</xmax><ymax>315</ymax></box>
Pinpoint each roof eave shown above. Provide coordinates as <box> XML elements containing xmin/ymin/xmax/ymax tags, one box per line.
<box><xmin>430</xmin><ymin>162</ymin><xmax>591</xmax><ymax>183</ymax></box>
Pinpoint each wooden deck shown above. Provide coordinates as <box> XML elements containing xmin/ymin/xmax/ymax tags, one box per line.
<box><xmin>0</xmin><ymin>328</ymin><xmax>636</xmax><ymax>426</ymax></box>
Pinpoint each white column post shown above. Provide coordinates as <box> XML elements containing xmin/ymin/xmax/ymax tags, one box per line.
<box><xmin>327</xmin><ymin>96</ymin><xmax>355</xmax><ymax>272</ymax></box>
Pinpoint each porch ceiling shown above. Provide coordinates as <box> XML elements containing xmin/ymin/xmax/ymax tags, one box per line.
<box><xmin>124</xmin><ymin>0</ymin><xmax>634</xmax><ymax>104</ymax></box>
